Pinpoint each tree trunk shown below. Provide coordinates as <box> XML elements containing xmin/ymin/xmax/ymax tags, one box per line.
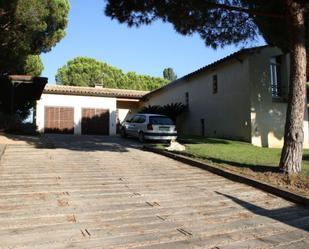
<box><xmin>279</xmin><ymin>0</ymin><xmax>307</xmax><ymax>175</ymax></box>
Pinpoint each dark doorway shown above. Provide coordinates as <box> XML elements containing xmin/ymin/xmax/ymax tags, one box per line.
<box><xmin>81</xmin><ymin>108</ymin><xmax>109</xmax><ymax>135</ymax></box>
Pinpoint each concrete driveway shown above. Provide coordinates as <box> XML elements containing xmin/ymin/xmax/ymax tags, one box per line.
<box><xmin>0</xmin><ymin>135</ymin><xmax>308</xmax><ymax>248</ymax></box>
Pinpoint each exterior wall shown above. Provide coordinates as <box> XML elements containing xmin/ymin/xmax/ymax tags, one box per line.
<box><xmin>142</xmin><ymin>59</ymin><xmax>252</xmax><ymax>142</ymax></box>
<box><xmin>249</xmin><ymin>47</ymin><xmax>309</xmax><ymax>148</ymax></box>
<box><xmin>116</xmin><ymin>100</ymin><xmax>140</xmax><ymax>123</ymax></box>
<box><xmin>36</xmin><ymin>94</ymin><xmax>117</xmax><ymax>135</ymax></box>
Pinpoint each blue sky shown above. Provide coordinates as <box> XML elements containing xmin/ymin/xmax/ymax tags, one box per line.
<box><xmin>41</xmin><ymin>0</ymin><xmax>265</xmax><ymax>84</ymax></box>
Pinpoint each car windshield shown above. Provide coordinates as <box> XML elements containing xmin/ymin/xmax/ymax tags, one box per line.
<box><xmin>149</xmin><ymin>116</ymin><xmax>174</xmax><ymax>125</ymax></box>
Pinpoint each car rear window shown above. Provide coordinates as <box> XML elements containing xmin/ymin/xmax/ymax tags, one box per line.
<box><xmin>149</xmin><ymin>116</ymin><xmax>174</xmax><ymax>125</ymax></box>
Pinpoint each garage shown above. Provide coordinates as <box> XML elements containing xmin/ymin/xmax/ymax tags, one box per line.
<box><xmin>81</xmin><ymin>108</ymin><xmax>109</xmax><ymax>135</ymax></box>
<box><xmin>36</xmin><ymin>85</ymin><xmax>147</xmax><ymax>135</ymax></box>
<box><xmin>44</xmin><ymin>106</ymin><xmax>74</xmax><ymax>134</ymax></box>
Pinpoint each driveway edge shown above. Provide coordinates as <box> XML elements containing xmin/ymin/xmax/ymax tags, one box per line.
<box><xmin>0</xmin><ymin>144</ymin><xmax>6</xmax><ymax>162</ymax></box>
<box><xmin>143</xmin><ymin>146</ymin><xmax>309</xmax><ymax>206</ymax></box>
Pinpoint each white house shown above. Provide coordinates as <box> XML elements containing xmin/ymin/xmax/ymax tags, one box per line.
<box><xmin>36</xmin><ymin>46</ymin><xmax>308</xmax><ymax>148</ymax></box>
<box><xmin>36</xmin><ymin>85</ymin><xmax>148</xmax><ymax>135</ymax></box>
<box><xmin>141</xmin><ymin>46</ymin><xmax>309</xmax><ymax>148</ymax></box>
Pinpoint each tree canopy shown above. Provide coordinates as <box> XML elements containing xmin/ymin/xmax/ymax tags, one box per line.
<box><xmin>22</xmin><ymin>55</ymin><xmax>44</xmax><ymax>77</ymax></box>
<box><xmin>56</xmin><ymin>57</ymin><xmax>168</xmax><ymax>91</ymax></box>
<box><xmin>0</xmin><ymin>0</ymin><xmax>70</xmax><ymax>74</ymax></box>
<box><xmin>0</xmin><ymin>0</ymin><xmax>69</xmax><ymax>124</ymax></box>
<box><xmin>245</xmin><ymin>1</ymin><xmax>308</xmax><ymax>53</ymax></box>
<box><xmin>105</xmin><ymin>1</ymin><xmax>261</xmax><ymax>48</ymax></box>
<box><xmin>163</xmin><ymin>68</ymin><xmax>177</xmax><ymax>81</ymax></box>
<box><xmin>105</xmin><ymin>1</ymin><xmax>307</xmax><ymax>51</ymax></box>
<box><xmin>247</xmin><ymin>1</ymin><xmax>308</xmax><ymax>81</ymax></box>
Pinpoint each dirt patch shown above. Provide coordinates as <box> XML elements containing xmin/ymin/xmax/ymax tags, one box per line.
<box><xmin>67</xmin><ymin>214</ymin><xmax>77</xmax><ymax>223</ymax></box>
<box><xmin>221</xmin><ymin>164</ymin><xmax>309</xmax><ymax>197</ymax></box>
<box><xmin>57</xmin><ymin>198</ymin><xmax>69</xmax><ymax>207</ymax></box>
<box><xmin>32</xmin><ymin>193</ymin><xmax>47</xmax><ymax>201</ymax></box>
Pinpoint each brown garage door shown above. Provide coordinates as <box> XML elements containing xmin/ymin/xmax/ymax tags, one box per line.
<box><xmin>82</xmin><ymin>108</ymin><xmax>109</xmax><ymax>135</ymax></box>
<box><xmin>44</xmin><ymin>107</ymin><xmax>74</xmax><ymax>134</ymax></box>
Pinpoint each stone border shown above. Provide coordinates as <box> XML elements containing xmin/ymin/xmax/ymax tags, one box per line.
<box><xmin>143</xmin><ymin>146</ymin><xmax>309</xmax><ymax>207</ymax></box>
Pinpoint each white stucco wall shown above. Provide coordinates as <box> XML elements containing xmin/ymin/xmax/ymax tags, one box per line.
<box><xmin>118</xmin><ymin>109</ymin><xmax>130</xmax><ymax>123</ymax></box>
<box><xmin>36</xmin><ymin>94</ymin><xmax>117</xmax><ymax>135</ymax></box>
<box><xmin>143</xmin><ymin>46</ymin><xmax>309</xmax><ymax>148</ymax></box>
<box><xmin>143</xmin><ymin>58</ymin><xmax>252</xmax><ymax>142</ymax></box>
<box><xmin>249</xmin><ymin>47</ymin><xmax>309</xmax><ymax>148</ymax></box>
<box><xmin>116</xmin><ymin>101</ymin><xmax>140</xmax><ymax>123</ymax></box>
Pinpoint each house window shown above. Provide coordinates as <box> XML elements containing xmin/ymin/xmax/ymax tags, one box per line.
<box><xmin>185</xmin><ymin>92</ymin><xmax>189</xmax><ymax>107</ymax></box>
<box><xmin>270</xmin><ymin>56</ymin><xmax>282</xmax><ymax>98</ymax></box>
<box><xmin>213</xmin><ymin>75</ymin><xmax>218</xmax><ymax>94</ymax></box>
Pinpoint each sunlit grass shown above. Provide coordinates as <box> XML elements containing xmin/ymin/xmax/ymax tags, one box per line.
<box><xmin>157</xmin><ymin>135</ymin><xmax>309</xmax><ymax>177</ymax></box>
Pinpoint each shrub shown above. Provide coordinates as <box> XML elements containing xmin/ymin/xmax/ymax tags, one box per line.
<box><xmin>139</xmin><ymin>102</ymin><xmax>186</xmax><ymax>122</ymax></box>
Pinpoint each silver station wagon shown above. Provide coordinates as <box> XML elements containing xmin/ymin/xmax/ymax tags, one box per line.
<box><xmin>120</xmin><ymin>114</ymin><xmax>177</xmax><ymax>142</ymax></box>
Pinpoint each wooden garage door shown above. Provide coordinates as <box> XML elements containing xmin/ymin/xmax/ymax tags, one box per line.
<box><xmin>44</xmin><ymin>107</ymin><xmax>74</xmax><ymax>134</ymax></box>
<box><xmin>81</xmin><ymin>108</ymin><xmax>109</xmax><ymax>135</ymax></box>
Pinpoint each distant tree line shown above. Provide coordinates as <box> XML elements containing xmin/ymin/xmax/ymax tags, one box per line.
<box><xmin>56</xmin><ymin>57</ymin><xmax>169</xmax><ymax>91</ymax></box>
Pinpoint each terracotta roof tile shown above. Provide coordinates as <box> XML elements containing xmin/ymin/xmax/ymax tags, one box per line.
<box><xmin>43</xmin><ymin>85</ymin><xmax>149</xmax><ymax>99</ymax></box>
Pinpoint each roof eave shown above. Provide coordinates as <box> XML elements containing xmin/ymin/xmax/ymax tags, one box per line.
<box><xmin>143</xmin><ymin>45</ymin><xmax>269</xmax><ymax>100</ymax></box>
<box><xmin>43</xmin><ymin>90</ymin><xmax>146</xmax><ymax>99</ymax></box>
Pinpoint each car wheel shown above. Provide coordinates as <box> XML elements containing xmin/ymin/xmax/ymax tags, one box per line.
<box><xmin>120</xmin><ymin>128</ymin><xmax>127</xmax><ymax>138</ymax></box>
<box><xmin>138</xmin><ymin>131</ymin><xmax>145</xmax><ymax>143</ymax></box>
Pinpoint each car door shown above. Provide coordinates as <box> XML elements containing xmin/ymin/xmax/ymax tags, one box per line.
<box><xmin>126</xmin><ymin>115</ymin><xmax>140</xmax><ymax>137</ymax></box>
<box><xmin>134</xmin><ymin>115</ymin><xmax>146</xmax><ymax>134</ymax></box>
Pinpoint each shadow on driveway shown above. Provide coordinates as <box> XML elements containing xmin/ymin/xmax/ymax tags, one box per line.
<box><xmin>216</xmin><ymin>191</ymin><xmax>309</xmax><ymax>232</ymax></box>
<box><xmin>41</xmin><ymin>134</ymin><xmax>143</xmax><ymax>152</ymax></box>
<box><xmin>1</xmin><ymin>133</ymin><xmax>164</xmax><ymax>153</ymax></box>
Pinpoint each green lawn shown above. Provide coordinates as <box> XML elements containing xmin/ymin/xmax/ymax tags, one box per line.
<box><xmin>163</xmin><ymin>136</ymin><xmax>309</xmax><ymax>176</ymax></box>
